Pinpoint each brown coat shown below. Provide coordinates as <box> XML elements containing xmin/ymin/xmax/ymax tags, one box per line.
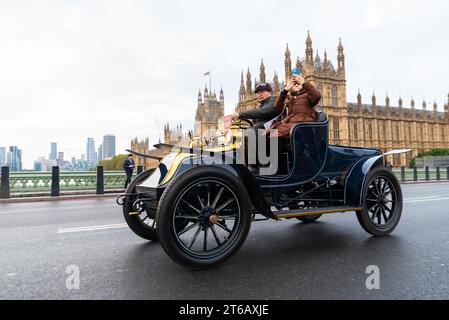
<box><xmin>271</xmin><ymin>82</ymin><xmax>322</xmax><ymax>138</ymax></box>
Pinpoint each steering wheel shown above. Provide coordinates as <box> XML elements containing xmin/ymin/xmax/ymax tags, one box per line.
<box><xmin>238</xmin><ymin>118</ymin><xmax>253</xmax><ymax>129</ymax></box>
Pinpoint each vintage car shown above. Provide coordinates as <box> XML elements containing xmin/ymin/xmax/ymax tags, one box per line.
<box><xmin>117</xmin><ymin>113</ymin><xmax>408</xmax><ymax>269</ymax></box>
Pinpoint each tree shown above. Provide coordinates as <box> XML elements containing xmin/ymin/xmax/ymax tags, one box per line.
<box><xmin>409</xmin><ymin>148</ymin><xmax>449</xmax><ymax>168</ymax></box>
<box><xmin>99</xmin><ymin>154</ymin><xmax>128</xmax><ymax>171</ymax></box>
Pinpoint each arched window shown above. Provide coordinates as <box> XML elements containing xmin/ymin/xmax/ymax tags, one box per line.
<box><xmin>407</xmin><ymin>124</ymin><xmax>412</xmax><ymax>143</ymax></box>
<box><xmin>331</xmin><ymin>86</ymin><xmax>338</xmax><ymax>107</ymax></box>
<box><xmin>317</xmin><ymin>84</ymin><xmax>323</xmax><ymax>105</ymax></box>
<box><xmin>394</xmin><ymin>123</ymin><xmax>400</xmax><ymax>141</ymax></box>
<box><xmin>368</xmin><ymin>121</ymin><xmax>373</xmax><ymax>140</ymax></box>
<box><xmin>333</xmin><ymin>118</ymin><xmax>340</xmax><ymax>140</ymax></box>
<box><xmin>353</xmin><ymin>119</ymin><xmax>358</xmax><ymax>140</ymax></box>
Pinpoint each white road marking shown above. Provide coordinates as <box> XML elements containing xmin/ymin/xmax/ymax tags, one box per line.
<box><xmin>57</xmin><ymin>223</ymin><xmax>128</xmax><ymax>234</ymax></box>
<box><xmin>404</xmin><ymin>197</ymin><xmax>449</xmax><ymax>203</ymax></box>
<box><xmin>54</xmin><ymin>195</ymin><xmax>449</xmax><ymax>234</ymax></box>
<box><xmin>404</xmin><ymin>196</ymin><xmax>438</xmax><ymax>201</ymax></box>
<box><xmin>6</xmin><ymin>273</ymin><xmax>17</xmax><ymax>277</ymax></box>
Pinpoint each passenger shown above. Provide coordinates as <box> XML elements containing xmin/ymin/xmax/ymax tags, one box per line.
<box><xmin>267</xmin><ymin>74</ymin><xmax>321</xmax><ymax>139</ymax></box>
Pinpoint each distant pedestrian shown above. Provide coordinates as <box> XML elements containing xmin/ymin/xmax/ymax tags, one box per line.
<box><xmin>123</xmin><ymin>154</ymin><xmax>135</xmax><ymax>189</ymax></box>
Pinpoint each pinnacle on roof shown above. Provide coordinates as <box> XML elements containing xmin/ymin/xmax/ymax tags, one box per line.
<box><xmin>285</xmin><ymin>43</ymin><xmax>291</xmax><ymax>57</ymax></box>
<box><xmin>306</xmin><ymin>31</ymin><xmax>312</xmax><ymax>45</ymax></box>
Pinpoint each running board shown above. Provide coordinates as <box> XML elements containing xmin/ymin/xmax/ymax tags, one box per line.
<box><xmin>274</xmin><ymin>206</ymin><xmax>362</xmax><ymax>219</ymax></box>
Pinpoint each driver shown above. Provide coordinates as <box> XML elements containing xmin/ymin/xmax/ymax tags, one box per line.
<box><xmin>231</xmin><ymin>83</ymin><xmax>281</xmax><ymax>172</ymax></box>
<box><xmin>232</xmin><ymin>83</ymin><xmax>281</xmax><ymax>130</ymax></box>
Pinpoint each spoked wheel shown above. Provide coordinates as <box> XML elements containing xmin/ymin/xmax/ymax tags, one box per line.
<box><xmin>356</xmin><ymin>167</ymin><xmax>403</xmax><ymax>237</ymax></box>
<box><xmin>123</xmin><ymin>169</ymin><xmax>158</xmax><ymax>241</ymax></box>
<box><xmin>157</xmin><ymin>167</ymin><xmax>252</xmax><ymax>269</ymax></box>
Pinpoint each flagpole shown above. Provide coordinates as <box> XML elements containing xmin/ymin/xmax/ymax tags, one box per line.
<box><xmin>209</xmin><ymin>71</ymin><xmax>212</xmax><ymax>95</ymax></box>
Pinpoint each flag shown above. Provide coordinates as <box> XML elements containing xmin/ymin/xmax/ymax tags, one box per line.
<box><xmin>223</xmin><ymin>115</ymin><xmax>232</xmax><ymax>130</ymax></box>
<box><xmin>203</xmin><ymin>71</ymin><xmax>210</xmax><ymax>76</ymax></box>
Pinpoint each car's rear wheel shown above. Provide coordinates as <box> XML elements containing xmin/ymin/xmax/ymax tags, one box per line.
<box><xmin>297</xmin><ymin>215</ymin><xmax>322</xmax><ymax>223</ymax></box>
<box><xmin>157</xmin><ymin>166</ymin><xmax>252</xmax><ymax>269</ymax></box>
<box><xmin>123</xmin><ymin>169</ymin><xmax>158</xmax><ymax>241</ymax></box>
<box><xmin>356</xmin><ymin>167</ymin><xmax>403</xmax><ymax>237</ymax></box>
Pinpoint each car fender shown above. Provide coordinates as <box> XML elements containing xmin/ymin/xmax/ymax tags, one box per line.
<box><xmin>345</xmin><ymin>155</ymin><xmax>384</xmax><ymax>207</ymax></box>
<box><xmin>157</xmin><ymin>153</ymin><xmax>276</xmax><ymax>220</ymax></box>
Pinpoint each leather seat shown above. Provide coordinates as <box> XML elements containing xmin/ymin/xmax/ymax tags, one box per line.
<box><xmin>287</xmin><ymin>112</ymin><xmax>327</xmax><ymax>148</ymax></box>
<box><xmin>316</xmin><ymin>111</ymin><xmax>328</xmax><ymax>123</ymax></box>
<box><xmin>279</xmin><ymin>112</ymin><xmax>328</xmax><ymax>173</ymax></box>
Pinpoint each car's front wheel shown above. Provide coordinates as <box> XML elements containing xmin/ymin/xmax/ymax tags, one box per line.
<box><xmin>123</xmin><ymin>169</ymin><xmax>158</xmax><ymax>241</ymax></box>
<box><xmin>356</xmin><ymin>167</ymin><xmax>403</xmax><ymax>237</ymax></box>
<box><xmin>156</xmin><ymin>166</ymin><xmax>252</xmax><ymax>269</ymax></box>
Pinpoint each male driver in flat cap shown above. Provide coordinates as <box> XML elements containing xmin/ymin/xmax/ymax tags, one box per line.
<box><xmin>232</xmin><ymin>83</ymin><xmax>281</xmax><ymax>130</ymax></box>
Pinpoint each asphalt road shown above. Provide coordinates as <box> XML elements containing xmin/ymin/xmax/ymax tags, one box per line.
<box><xmin>1</xmin><ymin>182</ymin><xmax>449</xmax><ymax>300</ymax></box>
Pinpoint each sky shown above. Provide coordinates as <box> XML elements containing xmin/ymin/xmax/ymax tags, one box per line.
<box><xmin>0</xmin><ymin>0</ymin><xmax>448</xmax><ymax>169</ymax></box>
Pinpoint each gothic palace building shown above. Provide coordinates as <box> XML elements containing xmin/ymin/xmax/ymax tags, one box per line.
<box><xmin>134</xmin><ymin>32</ymin><xmax>448</xmax><ymax>169</ymax></box>
<box><xmin>237</xmin><ymin>32</ymin><xmax>449</xmax><ymax>167</ymax></box>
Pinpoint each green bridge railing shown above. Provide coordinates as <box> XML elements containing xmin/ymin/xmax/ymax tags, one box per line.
<box><xmin>6</xmin><ymin>171</ymin><xmax>129</xmax><ymax>193</ymax></box>
<box><xmin>0</xmin><ymin>165</ymin><xmax>143</xmax><ymax>198</ymax></box>
<box><xmin>1</xmin><ymin>165</ymin><xmax>448</xmax><ymax>199</ymax></box>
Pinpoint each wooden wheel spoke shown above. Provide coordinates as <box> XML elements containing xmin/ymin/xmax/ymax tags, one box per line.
<box><xmin>187</xmin><ymin>226</ymin><xmax>202</xmax><ymax>248</ymax></box>
<box><xmin>207</xmin><ymin>184</ymin><xmax>211</xmax><ymax>207</ymax></box>
<box><xmin>210</xmin><ymin>225</ymin><xmax>222</xmax><ymax>246</ymax></box>
<box><xmin>367</xmin><ymin>202</ymin><xmax>378</xmax><ymax>212</ymax></box>
<box><xmin>381</xmin><ymin>208</ymin><xmax>388</xmax><ymax>222</ymax></box>
<box><xmin>181</xmin><ymin>199</ymin><xmax>201</xmax><ymax>214</ymax></box>
<box><xmin>217</xmin><ymin>215</ymin><xmax>238</xmax><ymax>220</ymax></box>
<box><xmin>178</xmin><ymin>222</ymin><xmax>200</xmax><ymax>236</ymax></box>
<box><xmin>368</xmin><ymin>186</ymin><xmax>379</xmax><ymax>198</ymax></box>
<box><xmin>197</xmin><ymin>195</ymin><xmax>205</xmax><ymax>208</ymax></box>
<box><xmin>212</xmin><ymin>187</ymin><xmax>225</xmax><ymax>209</ymax></box>
<box><xmin>216</xmin><ymin>222</ymin><xmax>232</xmax><ymax>234</ymax></box>
<box><xmin>381</xmin><ymin>179</ymin><xmax>388</xmax><ymax>195</ymax></box>
<box><xmin>203</xmin><ymin>228</ymin><xmax>208</xmax><ymax>252</ymax></box>
<box><xmin>216</xmin><ymin>198</ymin><xmax>235</xmax><ymax>213</ymax></box>
<box><xmin>374</xmin><ymin>179</ymin><xmax>382</xmax><ymax>197</ymax></box>
<box><xmin>175</xmin><ymin>216</ymin><xmax>199</xmax><ymax>220</ymax></box>
<box><xmin>370</xmin><ymin>206</ymin><xmax>379</xmax><ymax>220</ymax></box>
<box><xmin>383</xmin><ymin>188</ymin><xmax>393</xmax><ymax>197</ymax></box>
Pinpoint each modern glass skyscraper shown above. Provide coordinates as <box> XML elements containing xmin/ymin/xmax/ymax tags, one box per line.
<box><xmin>0</xmin><ymin>147</ymin><xmax>6</xmax><ymax>167</ymax></box>
<box><xmin>98</xmin><ymin>144</ymin><xmax>104</xmax><ymax>162</ymax></box>
<box><xmin>50</xmin><ymin>142</ymin><xmax>57</xmax><ymax>161</ymax></box>
<box><xmin>86</xmin><ymin>138</ymin><xmax>97</xmax><ymax>165</ymax></box>
<box><xmin>103</xmin><ymin>135</ymin><xmax>116</xmax><ymax>159</ymax></box>
<box><xmin>8</xmin><ymin>146</ymin><xmax>22</xmax><ymax>172</ymax></box>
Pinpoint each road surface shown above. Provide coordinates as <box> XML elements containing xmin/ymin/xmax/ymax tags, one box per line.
<box><xmin>1</xmin><ymin>183</ymin><xmax>448</xmax><ymax>299</ymax></box>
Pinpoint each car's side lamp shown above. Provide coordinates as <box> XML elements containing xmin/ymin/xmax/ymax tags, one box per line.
<box><xmin>230</xmin><ymin>119</ymin><xmax>240</xmax><ymax>130</ymax></box>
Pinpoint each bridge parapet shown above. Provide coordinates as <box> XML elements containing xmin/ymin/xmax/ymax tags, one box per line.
<box><xmin>0</xmin><ymin>166</ymin><xmax>136</xmax><ymax>198</ymax></box>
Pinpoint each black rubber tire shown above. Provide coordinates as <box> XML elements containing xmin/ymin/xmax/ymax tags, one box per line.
<box><xmin>156</xmin><ymin>166</ymin><xmax>252</xmax><ymax>269</ymax></box>
<box><xmin>356</xmin><ymin>167</ymin><xmax>403</xmax><ymax>237</ymax></box>
<box><xmin>123</xmin><ymin>169</ymin><xmax>158</xmax><ymax>241</ymax></box>
<box><xmin>297</xmin><ymin>215</ymin><xmax>322</xmax><ymax>223</ymax></box>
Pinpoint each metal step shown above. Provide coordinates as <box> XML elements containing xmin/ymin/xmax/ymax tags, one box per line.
<box><xmin>273</xmin><ymin>206</ymin><xmax>362</xmax><ymax>219</ymax></box>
